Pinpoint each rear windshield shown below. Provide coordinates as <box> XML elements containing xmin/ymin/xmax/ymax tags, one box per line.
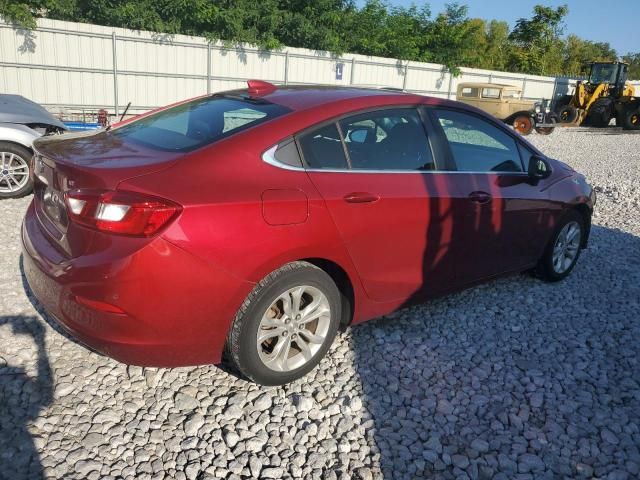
<box><xmin>109</xmin><ymin>96</ymin><xmax>290</xmax><ymax>152</ymax></box>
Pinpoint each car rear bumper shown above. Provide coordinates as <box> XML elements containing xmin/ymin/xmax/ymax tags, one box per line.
<box><xmin>22</xmin><ymin>201</ymin><xmax>253</xmax><ymax>367</ymax></box>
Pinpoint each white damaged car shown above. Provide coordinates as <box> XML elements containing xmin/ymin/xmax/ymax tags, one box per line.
<box><xmin>0</xmin><ymin>95</ymin><xmax>67</xmax><ymax>198</ymax></box>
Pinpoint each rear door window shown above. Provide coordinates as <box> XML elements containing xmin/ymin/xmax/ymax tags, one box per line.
<box><xmin>110</xmin><ymin>96</ymin><xmax>290</xmax><ymax>152</ymax></box>
<box><xmin>298</xmin><ymin>124</ymin><xmax>349</xmax><ymax>169</ymax></box>
<box><xmin>339</xmin><ymin>108</ymin><xmax>435</xmax><ymax>171</ymax></box>
<box><xmin>433</xmin><ymin>109</ymin><xmax>524</xmax><ymax>173</ymax></box>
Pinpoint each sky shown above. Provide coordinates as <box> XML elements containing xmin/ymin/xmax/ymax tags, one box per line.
<box><xmin>362</xmin><ymin>0</ymin><xmax>639</xmax><ymax>56</ymax></box>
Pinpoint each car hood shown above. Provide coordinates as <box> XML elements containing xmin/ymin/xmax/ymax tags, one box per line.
<box><xmin>0</xmin><ymin>94</ymin><xmax>67</xmax><ymax>130</ymax></box>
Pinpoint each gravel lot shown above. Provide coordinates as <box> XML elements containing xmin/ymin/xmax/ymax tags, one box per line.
<box><xmin>1</xmin><ymin>127</ymin><xmax>639</xmax><ymax>480</ymax></box>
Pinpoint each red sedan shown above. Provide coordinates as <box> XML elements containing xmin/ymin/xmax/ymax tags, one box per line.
<box><xmin>22</xmin><ymin>81</ymin><xmax>595</xmax><ymax>385</ymax></box>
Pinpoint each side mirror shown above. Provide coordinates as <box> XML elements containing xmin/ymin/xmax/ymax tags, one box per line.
<box><xmin>528</xmin><ymin>155</ymin><xmax>552</xmax><ymax>181</ymax></box>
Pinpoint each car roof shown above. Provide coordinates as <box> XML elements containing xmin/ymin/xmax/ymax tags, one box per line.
<box><xmin>223</xmin><ymin>84</ymin><xmax>418</xmax><ymax>112</ymax></box>
<box><xmin>458</xmin><ymin>82</ymin><xmax>520</xmax><ymax>90</ymax></box>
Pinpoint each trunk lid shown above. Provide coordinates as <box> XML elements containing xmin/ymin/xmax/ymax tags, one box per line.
<box><xmin>32</xmin><ymin>130</ymin><xmax>182</xmax><ymax>257</ymax></box>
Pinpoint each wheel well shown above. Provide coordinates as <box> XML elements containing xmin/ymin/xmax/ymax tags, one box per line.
<box><xmin>572</xmin><ymin>204</ymin><xmax>592</xmax><ymax>248</ymax></box>
<box><xmin>302</xmin><ymin>258</ymin><xmax>354</xmax><ymax>329</ymax></box>
<box><xmin>0</xmin><ymin>140</ymin><xmax>33</xmax><ymax>153</ymax></box>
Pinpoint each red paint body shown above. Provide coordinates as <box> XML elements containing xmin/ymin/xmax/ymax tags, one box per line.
<box><xmin>22</xmin><ymin>86</ymin><xmax>595</xmax><ymax>367</ymax></box>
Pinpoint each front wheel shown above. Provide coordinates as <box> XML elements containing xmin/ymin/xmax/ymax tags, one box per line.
<box><xmin>559</xmin><ymin>105</ymin><xmax>578</xmax><ymax>124</ymax></box>
<box><xmin>0</xmin><ymin>142</ymin><xmax>33</xmax><ymax>199</ymax></box>
<box><xmin>226</xmin><ymin>262</ymin><xmax>341</xmax><ymax>385</ymax></box>
<box><xmin>513</xmin><ymin>115</ymin><xmax>533</xmax><ymax>135</ymax></box>
<box><xmin>535</xmin><ymin>211</ymin><xmax>584</xmax><ymax>282</ymax></box>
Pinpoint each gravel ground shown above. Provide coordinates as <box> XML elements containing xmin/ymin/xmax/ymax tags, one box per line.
<box><xmin>1</xmin><ymin>127</ymin><xmax>639</xmax><ymax>480</ymax></box>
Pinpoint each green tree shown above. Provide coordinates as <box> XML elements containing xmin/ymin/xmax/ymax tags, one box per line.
<box><xmin>563</xmin><ymin>35</ymin><xmax>617</xmax><ymax>77</ymax></box>
<box><xmin>623</xmin><ymin>53</ymin><xmax>640</xmax><ymax>81</ymax></box>
<box><xmin>423</xmin><ymin>3</ymin><xmax>481</xmax><ymax>75</ymax></box>
<box><xmin>508</xmin><ymin>5</ymin><xmax>568</xmax><ymax>75</ymax></box>
<box><xmin>0</xmin><ymin>1</ymin><xmax>630</xmax><ymax>79</ymax></box>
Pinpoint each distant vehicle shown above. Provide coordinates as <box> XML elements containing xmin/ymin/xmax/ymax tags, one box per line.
<box><xmin>23</xmin><ymin>81</ymin><xmax>595</xmax><ymax>385</ymax></box>
<box><xmin>556</xmin><ymin>61</ymin><xmax>639</xmax><ymax>129</ymax></box>
<box><xmin>0</xmin><ymin>94</ymin><xmax>67</xmax><ymax>198</ymax></box>
<box><xmin>456</xmin><ymin>83</ymin><xmax>557</xmax><ymax>136</ymax></box>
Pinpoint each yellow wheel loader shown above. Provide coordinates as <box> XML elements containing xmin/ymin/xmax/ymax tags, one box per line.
<box><xmin>556</xmin><ymin>62</ymin><xmax>640</xmax><ymax>130</ymax></box>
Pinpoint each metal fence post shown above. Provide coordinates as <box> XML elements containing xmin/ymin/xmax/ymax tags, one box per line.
<box><xmin>447</xmin><ymin>70</ymin><xmax>454</xmax><ymax>99</ymax></box>
<box><xmin>488</xmin><ymin>73</ymin><xmax>493</xmax><ymax>84</ymax></box>
<box><xmin>402</xmin><ymin>62</ymin><xmax>409</xmax><ymax>90</ymax></box>
<box><xmin>111</xmin><ymin>32</ymin><xmax>119</xmax><ymax>116</ymax></box>
<box><xmin>207</xmin><ymin>42</ymin><xmax>211</xmax><ymax>94</ymax></box>
<box><xmin>284</xmin><ymin>51</ymin><xmax>289</xmax><ymax>85</ymax></box>
<box><xmin>350</xmin><ymin>57</ymin><xmax>356</xmax><ymax>85</ymax></box>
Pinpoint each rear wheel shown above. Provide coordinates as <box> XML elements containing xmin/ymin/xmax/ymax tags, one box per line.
<box><xmin>623</xmin><ymin>108</ymin><xmax>640</xmax><ymax>130</ymax></box>
<box><xmin>559</xmin><ymin>105</ymin><xmax>578</xmax><ymax>124</ymax></box>
<box><xmin>0</xmin><ymin>142</ymin><xmax>33</xmax><ymax>199</ymax></box>
<box><xmin>535</xmin><ymin>211</ymin><xmax>584</xmax><ymax>282</ymax></box>
<box><xmin>226</xmin><ymin>261</ymin><xmax>341</xmax><ymax>385</ymax></box>
<box><xmin>535</xmin><ymin>118</ymin><xmax>556</xmax><ymax>135</ymax></box>
<box><xmin>513</xmin><ymin>115</ymin><xmax>533</xmax><ymax>135</ymax></box>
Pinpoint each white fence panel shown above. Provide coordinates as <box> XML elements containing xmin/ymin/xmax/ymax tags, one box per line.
<box><xmin>3</xmin><ymin>17</ymin><xmax>633</xmax><ymax>118</ymax></box>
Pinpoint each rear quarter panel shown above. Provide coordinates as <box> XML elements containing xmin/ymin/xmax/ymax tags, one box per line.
<box><xmin>116</xmin><ymin>126</ymin><xmax>377</xmax><ymax>325</ymax></box>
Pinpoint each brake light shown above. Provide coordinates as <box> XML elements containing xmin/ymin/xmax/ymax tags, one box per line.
<box><xmin>65</xmin><ymin>190</ymin><xmax>181</xmax><ymax>236</ymax></box>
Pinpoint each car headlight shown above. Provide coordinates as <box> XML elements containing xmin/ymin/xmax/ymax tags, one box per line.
<box><xmin>535</xmin><ymin>105</ymin><xmax>541</xmax><ymax>113</ymax></box>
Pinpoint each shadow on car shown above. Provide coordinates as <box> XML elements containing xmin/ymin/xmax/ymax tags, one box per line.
<box><xmin>350</xmin><ymin>224</ymin><xmax>640</xmax><ymax>478</ymax></box>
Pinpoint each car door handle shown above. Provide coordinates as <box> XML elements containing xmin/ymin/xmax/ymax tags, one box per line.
<box><xmin>468</xmin><ymin>191</ymin><xmax>492</xmax><ymax>204</ymax></box>
<box><xmin>343</xmin><ymin>192</ymin><xmax>380</xmax><ymax>204</ymax></box>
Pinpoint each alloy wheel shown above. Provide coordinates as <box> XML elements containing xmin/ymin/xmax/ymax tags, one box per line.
<box><xmin>256</xmin><ymin>285</ymin><xmax>331</xmax><ymax>372</ymax></box>
<box><xmin>552</xmin><ymin>221</ymin><xmax>581</xmax><ymax>274</ymax></box>
<box><xmin>0</xmin><ymin>151</ymin><xmax>30</xmax><ymax>194</ymax></box>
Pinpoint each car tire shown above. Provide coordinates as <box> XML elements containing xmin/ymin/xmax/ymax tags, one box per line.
<box><xmin>226</xmin><ymin>261</ymin><xmax>341</xmax><ymax>385</ymax></box>
<box><xmin>512</xmin><ymin>115</ymin><xmax>533</xmax><ymax>135</ymax></box>
<box><xmin>0</xmin><ymin>142</ymin><xmax>33</xmax><ymax>199</ymax></box>
<box><xmin>535</xmin><ymin>118</ymin><xmax>556</xmax><ymax>135</ymax></box>
<box><xmin>535</xmin><ymin>211</ymin><xmax>584</xmax><ymax>282</ymax></box>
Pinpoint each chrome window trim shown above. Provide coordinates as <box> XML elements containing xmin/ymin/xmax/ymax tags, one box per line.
<box><xmin>261</xmin><ymin>146</ymin><xmax>529</xmax><ymax>176</ymax></box>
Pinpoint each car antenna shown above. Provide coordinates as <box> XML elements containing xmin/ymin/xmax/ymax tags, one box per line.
<box><xmin>119</xmin><ymin>102</ymin><xmax>131</xmax><ymax>123</ymax></box>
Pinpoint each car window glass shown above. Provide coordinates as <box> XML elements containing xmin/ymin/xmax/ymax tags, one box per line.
<box><xmin>298</xmin><ymin>123</ymin><xmax>348</xmax><ymax>169</ymax></box>
<box><xmin>482</xmin><ymin>88</ymin><xmax>501</xmax><ymax>99</ymax></box>
<box><xmin>339</xmin><ymin>109</ymin><xmax>435</xmax><ymax>171</ymax></box>
<box><xmin>434</xmin><ymin>109</ymin><xmax>523</xmax><ymax>173</ymax></box>
<box><xmin>111</xmin><ymin>96</ymin><xmax>289</xmax><ymax>152</ymax></box>
<box><xmin>461</xmin><ymin>87</ymin><xmax>479</xmax><ymax>98</ymax></box>
<box><xmin>224</xmin><ymin>108</ymin><xmax>267</xmax><ymax>132</ymax></box>
<box><xmin>502</xmin><ymin>90</ymin><xmax>521</xmax><ymax>99</ymax></box>
<box><xmin>274</xmin><ymin>138</ymin><xmax>303</xmax><ymax>168</ymax></box>
<box><xmin>518</xmin><ymin>143</ymin><xmax>536</xmax><ymax>172</ymax></box>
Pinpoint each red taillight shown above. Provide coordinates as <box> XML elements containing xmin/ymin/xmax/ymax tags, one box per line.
<box><xmin>65</xmin><ymin>190</ymin><xmax>181</xmax><ymax>237</ymax></box>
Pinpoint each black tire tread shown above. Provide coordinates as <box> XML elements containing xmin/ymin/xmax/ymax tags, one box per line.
<box><xmin>535</xmin><ymin>210</ymin><xmax>585</xmax><ymax>283</ymax></box>
<box><xmin>226</xmin><ymin>261</ymin><xmax>337</xmax><ymax>385</ymax></box>
<box><xmin>623</xmin><ymin>107</ymin><xmax>640</xmax><ymax>131</ymax></box>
